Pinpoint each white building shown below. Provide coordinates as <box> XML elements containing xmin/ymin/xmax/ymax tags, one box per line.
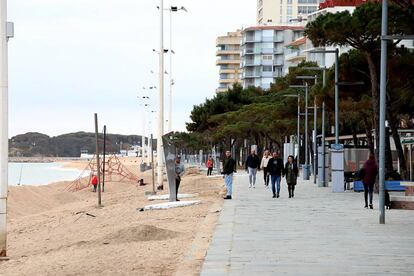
<box><xmin>241</xmin><ymin>26</ymin><xmax>304</xmax><ymax>89</ymax></box>
<box><xmin>305</xmin><ymin>5</ymin><xmax>357</xmax><ymax>68</ymax></box>
<box><xmin>257</xmin><ymin>0</ymin><xmax>322</xmax><ymax>25</ymax></box>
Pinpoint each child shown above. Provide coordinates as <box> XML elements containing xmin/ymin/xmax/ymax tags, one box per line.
<box><xmin>91</xmin><ymin>174</ymin><xmax>98</xmax><ymax>192</ymax></box>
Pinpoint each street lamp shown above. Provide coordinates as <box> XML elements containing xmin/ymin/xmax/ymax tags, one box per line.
<box><xmin>157</xmin><ymin>0</ymin><xmax>165</xmax><ymax>190</ymax></box>
<box><xmin>283</xmin><ymin>93</ymin><xmax>301</xmax><ymax>167</ymax></box>
<box><xmin>310</xmin><ymin>49</ymin><xmax>339</xmax><ymax>144</ymax></box>
<box><xmin>166</xmin><ymin>6</ymin><xmax>187</xmax><ymax>133</ymax></box>
<box><xmin>300</xmin><ymin>67</ymin><xmax>328</xmax><ymax>187</ymax></box>
<box><xmin>290</xmin><ymin>83</ymin><xmax>310</xmax><ymax>180</ymax></box>
<box><xmin>297</xmin><ymin>75</ymin><xmax>319</xmax><ymax>185</ymax></box>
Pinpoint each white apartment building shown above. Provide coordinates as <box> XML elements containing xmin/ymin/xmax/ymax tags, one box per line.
<box><xmin>257</xmin><ymin>0</ymin><xmax>322</xmax><ymax>25</ymax></box>
<box><xmin>216</xmin><ymin>31</ymin><xmax>242</xmax><ymax>93</ymax></box>
<box><xmin>306</xmin><ymin>5</ymin><xmax>357</xmax><ymax>68</ymax></box>
<box><xmin>241</xmin><ymin>26</ymin><xmax>304</xmax><ymax>89</ymax></box>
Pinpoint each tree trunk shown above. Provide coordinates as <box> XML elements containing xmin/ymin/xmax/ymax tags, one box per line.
<box><xmin>387</xmin><ymin>105</ymin><xmax>407</xmax><ymax>179</ymax></box>
<box><xmin>365</xmin><ymin>53</ymin><xmax>380</xmax><ymax>160</ymax></box>
<box><xmin>385</xmin><ymin>127</ymin><xmax>394</xmax><ymax>173</ymax></box>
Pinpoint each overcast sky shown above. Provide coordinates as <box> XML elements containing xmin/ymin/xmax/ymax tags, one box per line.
<box><xmin>8</xmin><ymin>0</ymin><xmax>256</xmax><ymax>137</ymax></box>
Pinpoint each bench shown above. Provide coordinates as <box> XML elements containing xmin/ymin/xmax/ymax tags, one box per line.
<box><xmin>353</xmin><ymin>180</ymin><xmax>406</xmax><ymax>192</ymax></box>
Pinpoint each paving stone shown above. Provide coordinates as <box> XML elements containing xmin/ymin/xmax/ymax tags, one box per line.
<box><xmin>201</xmin><ymin>172</ymin><xmax>414</xmax><ymax>275</ymax></box>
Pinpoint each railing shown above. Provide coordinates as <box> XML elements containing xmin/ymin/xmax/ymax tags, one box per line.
<box><xmin>285</xmin><ymin>51</ymin><xmax>305</xmax><ymax>60</ymax></box>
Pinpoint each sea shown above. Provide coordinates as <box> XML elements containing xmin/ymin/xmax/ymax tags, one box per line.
<box><xmin>8</xmin><ymin>162</ymin><xmax>86</xmax><ymax>186</ymax></box>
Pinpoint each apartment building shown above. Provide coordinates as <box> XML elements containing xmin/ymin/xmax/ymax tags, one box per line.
<box><xmin>306</xmin><ymin>1</ymin><xmax>360</xmax><ymax>68</ymax></box>
<box><xmin>216</xmin><ymin>31</ymin><xmax>242</xmax><ymax>93</ymax></box>
<box><xmin>241</xmin><ymin>26</ymin><xmax>304</xmax><ymax>89</ymax></box>
<box><xmin>257</xmin><ymin>0</ymin><xmax>322</xmax><ymax>25</ymax></box>
<box><xmin>284</xmin><ymin>36</ymin><xmax>306</xmax><ymax>75</ymax></box>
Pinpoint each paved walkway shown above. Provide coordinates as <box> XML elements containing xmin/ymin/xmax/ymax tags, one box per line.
<box><xmin>201</xmin><ymin>172</ymin><xmax>414</xmax><ymax>275</ymax></box>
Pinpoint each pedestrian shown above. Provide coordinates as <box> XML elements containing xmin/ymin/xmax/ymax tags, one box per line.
<box><xmin>260</xmin><ymin>150</ymin><xmax>271</xmax><ymax>187</ymax></box>
<box><xmin>206</xmin><ymin>156</ymin><xmax>214</xmax><ymax>176</ymax></box>
<box><xmin>222</xmin><ymin>150</ymin><xmax>236</xmax><ymax>199</ymax></box>
<box><xmin>245</xmin><ymin>149</ymin><xmax>260</xmax><ymax>188</ymax></box>
<box><xmin>91</xmin><ymin>174</ymin><xmax>98</xmax><ymax>192</ymax></box>
<box><xmin>284</xmin><ymin>155</ymin><xmax>299</xmax><ymax>198</ymax></box>
<box><xmin>268</xmin><ymin>150</ymin><xmax>284</xmax><ymax>198</ymax></box>
<box><xmin>361</xmin><ymin>153</ymin><xmax>378</xmax><ymax>209</ymax></box>
<box><xmin>175</xmin><ymin>155</ymin><xmax>185</xmax><ymax>201</ymax></box>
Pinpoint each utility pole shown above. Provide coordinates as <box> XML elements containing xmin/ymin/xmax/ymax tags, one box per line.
<box><xmin>0</xmin><ymin>1</ymin><xmax>12</xmax><ymax>258</ymax></box>
<box><xmin>334</xmin><ymin>48</ymin><xmax>339</xmax><ymax>144</ymax></box>
<box><xmin>157</xmin><ymin>0</ymin><xmax>165</xmax><ymax>189</ymax></box>
<box><xmin>304</xmin><ymin>82</ymin><xmax>309</xmax><ymax>180</ymax></box>
<box><xmin>94</xmin><ymin>114</ymin><xmax>102</xmax><ymax>207</ymax></box>
<box><xmin>379</xmin><ymin>0</ymin><xmax>388</xmax><ymax>224</ymax></box>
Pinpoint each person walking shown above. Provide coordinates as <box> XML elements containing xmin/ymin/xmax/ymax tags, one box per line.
<box><xmin>361</xmin><ymin>153</ymin><xmax>378</xmax><ymax>209</ymax></box>
<box><xmin>260</xmin><ymin>150</ymin><xmax>271</xmax><ymax>188</ymax></box>
<box><xmin>284</xmin><ymin>155</ymin><xmax>299</xmax><ymax>198</ymax></box>
<box><xmin>222</xmin><ymin>150</ymin><xmax>236</xmax><ymax>199</ymax></box>
<box><xmin>91</xmin><ymin>174</ymin><xmax>98</xmax><ymax>192</ymax></box>
<box><xmin>175</xmin><ymin>155</ymin><xmax>185</xmax><ymax>201</ymax></box>
<box><xmin>267</xmin><ymin>151</ymin><xmax>284</xmax><ymax>198</ymax></box>
<box><xmin>206</xmin><ymin>156</ymin><xmax>214</xmax><ymax>176</ymax></box>
<box><xmin>245</xmin><ymin>149</ymin><xmax>260</xmax><ymax>189</ymax></box>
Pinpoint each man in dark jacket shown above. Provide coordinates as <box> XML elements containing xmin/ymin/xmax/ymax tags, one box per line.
<box><xmin>245</xmin><ymin>149</ymin><xmax>260</xmax><ymax>188</ymax></box>
<box><xmin>222</xmin><ymin>150</ymin><xmax>236</xmax><ymax>199</ymax></box>
<box><xmin>362</xmin><ymin>153</ymin><xmax>378</xmax><ymax>209</ymax></box>
<box><xmin>267</xmin><ymin>151</ymin><xmax>284</xmax><ymax>198</ymax></box>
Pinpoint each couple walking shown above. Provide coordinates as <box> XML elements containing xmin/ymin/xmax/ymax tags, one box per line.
<box><xmin>246</xmin><ymin>149</ymin><xmax>298</xmax><ymax>198</ymax></box>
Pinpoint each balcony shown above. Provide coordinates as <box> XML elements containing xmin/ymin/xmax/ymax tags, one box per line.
<box><xmin>216</xmin><ymin>49</ymin><xmax>241</xmax><ymax>56</ymax></box>
<box><xmin>243</xmin><ymin>60</ymin><xmax>261</xmax><ymax>67</ymax></box>
<box><xmin>219</xmin><ymin>68</ymin><xmax>241</xmax><ymax>74</ymax></box>
<box><xmin>274</xmin><ymin>37</ymin><xmax>284</xmax><ymax>43</ymax></box>
<box><xmin>285</xmin><ymin>51</ymin><xmax>306</xmax><ymax>62</ymax></box>
<box><xmin>273</xmin><ymin>60</ymin><xmax>284</xmax><ymax>66</ymax></box>
<box><xmin>242</xmin><ymin>72</ymin><xmax>261</xmax><ymax>79</ymax></box>
<box><xmin>219</xmin><ymin>78</ymin><xmax>240</xmax><ymax>84</ymax></box>
<box><xmin>216</xmin><ymin>59</ymin><xmax>241</xmax><ymax>65</ymax></box>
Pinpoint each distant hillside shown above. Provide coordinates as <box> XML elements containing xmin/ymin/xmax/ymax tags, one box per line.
<box><xmin>9</xmin><ymin>132</ymin><xmax>155</xmax><ymax>157</ymax></box>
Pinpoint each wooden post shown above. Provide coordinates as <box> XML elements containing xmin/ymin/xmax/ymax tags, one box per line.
<box><xmin>94</xmin><ymin>113</ymin><xmax>102</xmax><ymax>207</ymax></box>
<box><xmin>151</xmin><ymin>134</ymin><xmax>156</xmax><ymax>194</ymax></box>
<box><xmin>102</xmin><ymin>125</ymin><xmax>106</xmax><ymax>192</ymax></box>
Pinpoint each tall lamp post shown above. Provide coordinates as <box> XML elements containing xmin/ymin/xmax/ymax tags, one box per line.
<box><xmin>284</xmin><ymin>92</ymin><xmax>301</xmax><ymax>169</ymax></box>
<box><xmin>0</xmin><ymin>1</ymin><xmax>13</xmax><ymax>259</ymax></box>
<box><xmin>157</xmin><ymin>0</ymin><xmax>165</xmax><ymax>190</ymax></box>
<box><xmin>310</xmin><ymin>49</ymin><xmax>339</xmax><ymax>144</ymax></box>
<box><xmin>296</xmin><ymin>75</ymin><xmax>319</xmax><ymax>184</ymax></box>
<box><xmin>289</xmin><ymin>84</ymin><xmax>310</xmax><ymax>180</ymax></box>
<box><xmin>302</xmin><ymin>67</ymin><xmax>328</xmax><ymax>187</ymax></box>
<box><xmin>165</xmin><ymin>6</ymin><xmax>187</xmax><ymax>133</ymax></box>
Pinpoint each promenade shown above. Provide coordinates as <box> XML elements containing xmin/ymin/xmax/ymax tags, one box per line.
<box><xmin>201</xmin><ymin>172</ymin><xmax>414</xmax><ymax>275</ymax></box>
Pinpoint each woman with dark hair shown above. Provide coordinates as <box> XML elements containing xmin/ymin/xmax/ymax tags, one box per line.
<box><xmin>284</xmin><ymin>155</ymin><xmax>299</xmax><ymax>198</ymax></box>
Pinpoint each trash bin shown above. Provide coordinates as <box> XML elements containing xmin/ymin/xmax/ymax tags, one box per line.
<box><xmin>140</xmin><ymin>163</ymin><xmax>147</xmax><ymax>172</ymax></box>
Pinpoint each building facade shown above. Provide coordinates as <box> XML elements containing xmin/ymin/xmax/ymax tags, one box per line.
<box><xmin>241</xmin><ymin>26</ymin><xmax>304</xmax><ymax>89</ymax></box>
<box><xmin>257</xmin><ymin>0</ymin><xmax>322</xmax><ymax>25</ymax></box>
<box><xmin>216</xmin><ymin>31</ymin><xmax>242</xmax><ymax>93</ymax></box>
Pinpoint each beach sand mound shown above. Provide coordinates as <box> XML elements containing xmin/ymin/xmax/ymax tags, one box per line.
<box><xmin>103</xmin><ymin>225</ymin><xmax>180</xmax><ymax>243</ymax></box>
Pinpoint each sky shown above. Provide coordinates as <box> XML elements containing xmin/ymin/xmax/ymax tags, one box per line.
<box><xmin>8</xmin><ymin>0</ymin><xmax>256</xmax><ymax>138</ymax></box>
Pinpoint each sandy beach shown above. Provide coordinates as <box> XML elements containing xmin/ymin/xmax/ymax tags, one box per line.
<box><xmin>1</xmin><ymin>158</ymin><xmax>224</xmax><ymax>276</ymax></box>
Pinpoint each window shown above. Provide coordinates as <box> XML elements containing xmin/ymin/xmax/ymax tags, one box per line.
<box><xmin>287</xmin><ymin>0</ymin><xmax>292</xmax><ymax>4</ymax></box>
<box><xmin>287</xmin><ymin>6</ymin><xmax>292</xmax><ymax>15</ymax></box>
<box><xmin>263</xmin><ymin>66</ymin><xmax>273</xmax><ymax>72</ymax></box>
<box><xmin>262</xmin><ymin>55</ymin><xmax>273</xmax><ymax>60</ymax></box>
